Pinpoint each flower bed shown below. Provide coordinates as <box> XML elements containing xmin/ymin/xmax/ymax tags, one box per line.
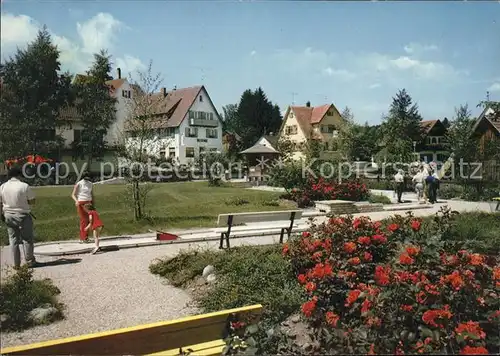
<box><xmin>221</xmin><ymin>209</ymin><xmax>499</xmax><ymax>355</ymax></box>
<box><xmin>282</xmin><ymin>177</ymin><xmax>370</xmax><ymax>208</ymax></box>
<box><xmin>280</xmin><ymin>212</ymin><xmax>499</xmax><ymax>355</ymax></box>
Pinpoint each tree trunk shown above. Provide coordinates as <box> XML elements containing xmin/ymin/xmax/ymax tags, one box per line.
<box><xmin>133</xmin><ymin>180</ymin><xmax>142</xmax><ymax>221</ymax></box>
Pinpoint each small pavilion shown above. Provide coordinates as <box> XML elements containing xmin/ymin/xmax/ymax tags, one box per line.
<box><xmin>239</xmin><ymin>137</ymin><xmax>280</xmax><ymax>184</ymax></box>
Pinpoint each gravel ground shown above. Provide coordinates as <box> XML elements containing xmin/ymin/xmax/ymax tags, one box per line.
<box><xmin>0</xmin><ymin>199</ymin><xmax>494</xmax><ymax>349</ymax></box>
<box><xmin>0</xmin><ymin>243</ymin><xmax>202</xmax><ymax>349</ymax></box>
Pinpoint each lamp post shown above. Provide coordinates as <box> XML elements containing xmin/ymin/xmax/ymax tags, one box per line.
<box><xmin>413</xmin><ymin>141</ymin><xmax>417</xmax><ymax>162</ymax></box>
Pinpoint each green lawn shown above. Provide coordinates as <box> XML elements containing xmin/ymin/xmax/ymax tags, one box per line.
<box><xmin>0</xmin><ymin>182</ymin><xmax>291</xmax><ymax>244</ymax></box>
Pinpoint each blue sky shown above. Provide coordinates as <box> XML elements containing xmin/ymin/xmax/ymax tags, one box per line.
<box><xmin>1</xmin><ymin>0</ymin><xmax>499</xmax><ymax>124</ymax></box>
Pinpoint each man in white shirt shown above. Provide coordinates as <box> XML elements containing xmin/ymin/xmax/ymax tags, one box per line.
<box><xmin>0</xmin><ymin>166</ymin><xmax>38</xmax><ymax>268</ymax></box>
<box><xmin>394</xmin><ymin>169</ymin><xmax>405</xmax><ymax>203</ymax></box>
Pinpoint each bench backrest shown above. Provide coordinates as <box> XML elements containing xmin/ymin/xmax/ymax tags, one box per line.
<box><xmin>217</xmin><ymin>210</ymin><xmax>303</xmax><ymax>226</ymax></box>
<box><xmin>0</xmin><ymin>304</ymin><xmax>263</xmax><ymax>356</ymax></box>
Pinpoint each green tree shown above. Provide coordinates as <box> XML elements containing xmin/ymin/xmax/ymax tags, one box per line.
<box><xmin>446</xmin><ymin>104</ymin><xmax>477</xmax><ymax>165</ymax></box>
<box><xmin>380</xmin><ymin>89</ymin><xmax>423</xmax><ymax>162</ymax></box>
<box><xmin>337</xmin><ymin>107</ymin><xmax>380</xmax><ymax>161</ymax></box>
<box><xmin>235</xmin><ymin>88</ymin><xmax>282</xmax><ymax>148</ymax></box>
<box><xmin>0</xmin><ymin>27</ymin><xmax>72</xmax><ymax>160</ymax></box>
<box><xmin>221</xmin><ymin>104</ymin><xmax>238</xmax><ymax>133</ymax></box>
<box><xmin>75</xmin><ymin>50</ymin><xmax>117</xmax><ymax>167</ymax></box>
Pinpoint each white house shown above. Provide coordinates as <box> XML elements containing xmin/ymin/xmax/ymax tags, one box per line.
<box><xmin>125</xmin><ymin>85</ymin><xmax>223</xmax><ymax>165</ymax></box>
<box><xmin>57</xmin><ymin>68</ymin><xmax>133</xmax><ymax>148</ymax></box>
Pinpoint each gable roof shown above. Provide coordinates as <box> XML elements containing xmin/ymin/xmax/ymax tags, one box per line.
<box><xmin>240</xmin><ymin>143</ymin><xmax>279</xmax><ymax>155</ymax></box>
<box><xmin>280</xmin><ymin>103</ymin><xmax>339</xmax><ymax>140</ymax></box>
<box><xmin>126</xmin><ymin>85</ymin><xmax>221</xmax><ymax>130</ymax></box>
<box><xmin>262</xmin><ymin>135</ymin><xmax>278</xmax><ymax>148</ymax></box>
<box><xmin>472</xmin><ymin>106</ymin><xmax>500</xmax><ymax>135</ymax></box>
<box><xmin>420</xmin><ymin>119</ymin><xmax>442</xmax><ymax>134</ymax></box>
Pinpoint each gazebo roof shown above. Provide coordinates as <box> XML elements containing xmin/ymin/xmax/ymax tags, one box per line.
<box><xmin>240</xmin><ymin>143</ymin><xmax>279</xmax><ymax>155</ymax></box>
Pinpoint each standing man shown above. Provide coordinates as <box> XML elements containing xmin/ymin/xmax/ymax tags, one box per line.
<box><xmin>394</xmin><ymin>169</ymin><xmax>405</xmax><ymax>203</ymax></box>
<box><xmin>0</xmin><ymin>165</ymin><xmax>38</xmax><ymax>268</ymax></box>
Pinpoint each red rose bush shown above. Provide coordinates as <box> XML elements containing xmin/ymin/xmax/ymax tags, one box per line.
<box><xmin>282</xmin><ymin>211</ymin><xmax>500</xmax><ymax>355</ymax></box>
<box><xmin>286</xmin><ymin>176</ymin><xmax>370</xmax><ymax>208</ymax></box>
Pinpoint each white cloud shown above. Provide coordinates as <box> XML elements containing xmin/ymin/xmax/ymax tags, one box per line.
<box><xmin>0</xmin><ymin>13</ymin><xmax>39</xmax><ymax>51</ymax></box>
<box><xmin>403</xmin><ymin>43</ymin><xmax>439</xmax><ymax>55</ymax></box>
<box><xmin>323</xmin><ymin>67</ymin><xmax>356</xmax><ymax>80</ymax></box>
<box><xmin>488</xmin><ymin>82</ymin><xmax>500</xmax><ymax>92</ymax></box>
<box><xmin>269</xmin><ymin>47</ymin><xmax>465</xmax><ymax>84</ymax></box>
<box><xmin>0</xmin><ymin>12</ymin><xmax>144</xmax><ymax>77</ymax></box>
<box><xmin>250</xmin><ymin>50</ymin><xmax>256</xmax><ymax>56</ymax></box>
<box><xmin>369</xmin><ymin>83</ymin><xmax>381</xmax><ymax>89</ymax></box>
<box><xmin>76</xmin><ymin>12</ymin><xmax>123</xmax><ymax>55</ymax></box>
<box><xmin>115</xmin><ymin>55</ymin><xmax>146</xmax><ymax>76</ymax></box>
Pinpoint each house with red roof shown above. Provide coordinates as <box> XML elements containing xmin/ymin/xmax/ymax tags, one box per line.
<box><xmin>124</xmin><ymin>84</ymin><xmax>223</xmax><ymax>165</ymax></box>
<box><xmin>277</xmin><ymin>101</ymin><xmax>344</xmax><ymax>160</ymax></box>
<box><xmin>57</xmin><ymin>68</ymin><xmax>223</xmax><ymax>167</ymax></box>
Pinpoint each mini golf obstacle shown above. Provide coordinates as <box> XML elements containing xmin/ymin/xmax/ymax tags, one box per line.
<box><xmin>149</xmin><ymin>229</ymin><xmax>180</xmax><ymax>241</ymax></box>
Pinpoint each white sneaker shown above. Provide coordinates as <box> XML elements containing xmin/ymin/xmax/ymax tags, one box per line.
<box><xmin>91</xmin><ymin>247</ymin><xmax>100</xmax><ymax>255</ymax></box>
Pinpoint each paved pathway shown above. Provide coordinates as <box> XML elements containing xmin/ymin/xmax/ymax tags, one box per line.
<box><xmin>0</xmin><ymin>199</ymin><xmax>494</xmax><ymax>348</ymax></box>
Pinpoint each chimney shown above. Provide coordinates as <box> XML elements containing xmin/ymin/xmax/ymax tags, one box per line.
<box><xmin>161</xmin><ymin>87</ymin><xmax>167</xmax><ymax>97</ymax></box>
<box><xmin>117</xmin><ymin>68</ymin><xmax>121</xmax><ymax>79</ymax></box>
<box><xmin>306</xmin><ymin>101</ymin><xmax>311</xmax><ymax>107</ymax></box>
<box><xmin>173</xmin><ymin>85</ymin><xmax>177</xmax><ymax>91</ymax></box>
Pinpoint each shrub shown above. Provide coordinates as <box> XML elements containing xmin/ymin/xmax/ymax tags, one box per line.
<box><xmin>150</xmin><ymin>245</ymin><xmax>305</xmax><ymax>324</ymax></box>
<box><xmin>0</xmin><ymin>266</ymin><xmax>63</xmax><ymax>331</ymax></box>
<box><xmin>225</xmin><ymin>197</ymin><xmax>250</xmax><ymax>206</ymax></box>
<box><xmin>280</xmin><ymin>210</ymin><xmax>500</xmax><ymax>355</ymax></box>
<box><xmin>284</xmin><ymin>177</ymin><xmax>370</xmax><ymax>207</ymax></box>
<box><xmin>368</xmin><ymin>193</ymin><xmax>392</xmax><ymax>204</ymax></box>
<box><xmin>268</xmin><ymin>162</ymin><xmax>306</xmax><ymax>191</ymax></box>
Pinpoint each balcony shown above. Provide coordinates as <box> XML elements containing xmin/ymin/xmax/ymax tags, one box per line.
<box><xmin>189</xmin><ymin>118</ymin><xmax>218</xmax><ymax>127</ymax></box>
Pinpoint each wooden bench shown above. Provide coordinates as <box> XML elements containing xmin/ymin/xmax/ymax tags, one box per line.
<box><xmin>216</xmin><ymin>210</ymin><xmax>303</xmax><ymax>249</ymax></box>
<box><xmin>0</xmin><ymin>304</ymin><xmax>263</xmax><ymax>356</ymax></box>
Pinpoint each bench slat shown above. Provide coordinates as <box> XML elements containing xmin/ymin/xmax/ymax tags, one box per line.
<box><xmin>146</xmin><ymin>339</ymin><xmax>226</xmax><ymax>356</ymax></box>
<box><xmin>0</xmin><ymin>305</ymin><xmax>263</xmax><ymax>356</ymax></box>
<box><xmin>217</xmin><ymin>210</ymin><xmax>303</xmax><ymax>226</ymax></box>
<box><xmin>214</xmin><ymin>223</ymin><xmax>299</xmax><ymax>234</ymax></box>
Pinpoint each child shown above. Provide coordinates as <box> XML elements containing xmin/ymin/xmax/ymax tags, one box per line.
<box><xmin>83</xmin><ymin>204</ymin><xmax>104</xmax><ymax>254</ymax></box>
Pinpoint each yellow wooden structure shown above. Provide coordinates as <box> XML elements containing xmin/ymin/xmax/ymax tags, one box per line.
<box><xmin>0</xmin><ymin>304</ymin><xmax>263</xmax><ymax>356</ymax></box>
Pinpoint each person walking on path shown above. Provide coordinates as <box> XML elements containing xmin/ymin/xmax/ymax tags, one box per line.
<box><xmin>426</xmin><ymin>170</ymin><xmax>437</xmax><ymax>204</ymax></box>
<box><xmin>83</xmin><ymin>203</ymin><xmax>104</xmax><ymax>255</ymax></box>
<box><xmin>71</xmin><ymin>171</ymin><xmax>94</xmax><ymax>243</ymax></box>
<box><xmin>431</xmin><ymin>169</ymin><xmax>441</xmax><ymax>203</ymax></box>
<box><xmin>412</xmin><ymin>167</ymin><xmax>425</xmax><ymax>203</ymax></box>
<box><xmin>0</xmin><ymin>165</ymin><xmax>39</xmax><ymax>268</ymax></box>
<box><xmin>394</xmin><ymin>169</ymin><xmax>405</xmax><ymax>203</ymax></box>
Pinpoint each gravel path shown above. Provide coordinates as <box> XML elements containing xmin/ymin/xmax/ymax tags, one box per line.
<box><xmin>0</xmin><ymin>244</ymin><xmax>200</xmax><ymax>349</ymax></box>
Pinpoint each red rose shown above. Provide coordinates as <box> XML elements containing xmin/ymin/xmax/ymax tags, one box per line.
<box><xmin>410</xmin><ymin>219</ymin><xmax>421</xmax><ymax>231</ymax></box>
<box><xmin>348</xmin><ymin>257</ymin><xmax>361</xmax><ymax>265</ymax></box>
<box><xmin>388</xmin><ymin>223</ymin><xmax>399</xmax><ymax>232</ymax></box>
<box><xmin>363</xmin><ymin>252</ymin><xmax>373</xmax><ymax>262</ymax></box>
<box><xmin>399</xmin><ymin>253</ymin><xmax>414</xmax><ymax>265</ymax></box>
<box><xmin>343</xmin><ymin>242</ymin><xmax>357</xmax><ymax>254</ymax></box>
<box><xmin>358</xmin><ymin>236</ymin><xmax>371</xmax><ymax>245</ymax></box>
<box><xmin>325</xmin><ymin>311</ymin><xmax>340</xmax><ymax>327</ymax></box>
